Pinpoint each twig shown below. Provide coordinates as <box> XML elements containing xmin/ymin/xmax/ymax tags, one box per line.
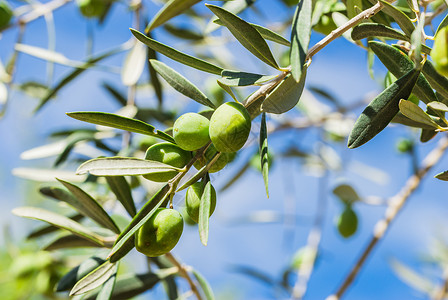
<box><xmin>326</xmin><ymin>135</ymin><xmax>448</xmax><ymax>300</ymax></box>
<box><xmin>18</xmin><ymin>0</ymin><xmax>72</xmax><ymax>25</ymax></box>
<box><xmin>165</xmin><ymin>252</ymin><xmax>203</xmax><ymax>300</ymax></box>
<box><xmin>306</xmin><ymin>1</ymin><xmax>385</xmax><ymax>61</ymax></box>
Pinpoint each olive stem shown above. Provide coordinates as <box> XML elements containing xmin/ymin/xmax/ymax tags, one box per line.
<box><xmin>165</xmin><ymin>252</ymin><xmax>203</xmax><ymax>300</ymax></box>
<box><xmin>18</xmin><ymin>0</ymin><xmax>72</xmax><ymax>25</ymax></box>
<box><xmin>326</xmin><ymin>136</ymin><xmax>448</xmax><ymax>300</ymax></box>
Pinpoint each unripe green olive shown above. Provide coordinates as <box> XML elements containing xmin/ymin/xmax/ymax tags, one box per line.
<box><xmin>143</xmin><ymin>142</ymin><xmax>192</xmax><ymax>182</ymax></box>
<box><xmin>185</xmin><ymin>182</ymin><xmax>217</xmax><ymax>223</ymax></box>
<box><xmin>173</xmin><ymin>113</ymin><xmax>210</xmax><ymax>151</ymax></box>
<box><xmin>193</xmin><ymin>144</ymin><xmax>232</xmax><ymax>173</ymax></box>
<box><xmin>314</xmin><ymin>15</ymin><xmax>337</xmax><ymax>36</ymax></box>
<box><xmin>77</xmin><ymin>0</ymin><xmax>108</xmax><ymax>18</ymax></box>
<box><xmin>0</xmin><ymin>1</ymin><xmax>13</xmax><ymax>28</ymax></box>
<box><xmin>337</xmin><ymin>206</ymin><xmax>358</xmax><ymax>238</ymax></box>
<box><xmin>209</xmin><ymin>102</ymin><xmax>251</xmax><ymax>153</ymax></box>
<box><xmin>135</xmin><ymin>208</ymin><xmax>183</xmax><ymax>257</ymax></box>
<box><xmin>431</xmin><ymin>26</ymin><xmax>448</xmax><ymax>77</ymax></box>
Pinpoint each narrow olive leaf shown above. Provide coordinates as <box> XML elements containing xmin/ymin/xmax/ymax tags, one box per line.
<box><xmin>96</xmin><ymin>263</ymin><xmax>118</xmax><ymax>300</ymax></box>
<box><xmin>106</xmin><ymin>177</ymin><xmax>136</xmax><ymax>217</ymax></box>
<box><xmin>216</xmin><ymin>80</ymin><xmax>238</xmax><ymax>101</ymax></box>
<box><xmin>192</xmin><ymin>269</ymin><xmax>215</xmax><ymax>300</ymax></box>
<box><xmin>410</xmin><ymin>14</ymin><xmax>424</xmax><ymax>66</ymax></box>
<box><xmin>214</xmin><ymin>19</ymin><xmax>291</xmax><ymax>47</ymax></box>
<box><xmin>369</xmin><ymin>41</ymin><xmax>438</xmax><ymax>104</ymax></box>
<box><xmin>147</xmin><ymin>0</ymin><xmax>201</xmax><ymax>31</ymax></box>
<box><xmin>77</xmin><ymin>157</ymin><xmax>182</xmax><ymax>177</ymax></box>
<box><xmin>164</xmin><ymin>24</ymin><xmax>204</xmax><ymax>41</ymax></box>
<box><xmin>27</xmin><ymin>213</ymin><xmax>83</xmax><ymax>240</ymax></box>
<box><xmin>205</xmin><ymin>0</ymin><xmax>257</xmax><ymax>33</ymax></box>
<box><xmin>199</xmin><ymin>182</ymin><xmax>212</xmax><ymax>246</ymax></box>
<box><xmin>146</xmin><ymin>33</ymin><xmax>164</xmax><ymax>106</ymax></box>
<box><xmin>70</xmin><ymin>261</ymin><xmax>117</xmax><ymax>296</ymax></box>
<box><xmin>420</xmin><ymin>128</ymin><xmax>438</xmax><ymax>143</ymax></box>
<box><xmin>435</xmin><ymin>171</ymin><xmax>448</xmax><ymax>181</ymax></box>
<box><xmin>428</xmin><ymin>101</ymin><xmax>448</xmax><ymax>112</ymax></box>
<box><xmin>290</xmin><ymin>0</ymin><xmax>312</xmax><ymax>81</ymax></box>
<box><xmin>121</xmin><ymin>42</ymin><xmax>147</xmax><ymax>86</ymax></box>
<box><xmin>436</xmin><ymin>13</ymin><xmax>448</xmax><ymax>35</ymax></box>
<box><xmin>130</xmin><ymin>28</ymin><xmax>223</xmax><ymax>75</ymax></box>
<box><xmin>379</xmin><ymin>0</ymin><xmax>415</xmax><ymax>37</ymax></box>
<box><xmin>150</xmin><ymin>60</ymin><xmax>216</xmax><ymax>109</ymax></box>
<box><xmin>346</xmin><ymin>0</ymin><xmax>363</xmax><ymax>19</ymax></box>
<box><xmin>109</xmin><ymin>184</ymin><xmax>170</xmax><ymax>262</ymax></box>
<box><xmin>206</xmin><ymin>4</ymin><xmax>279</xmax><ymax>69</ymax></box>
<box><xmin>67</xmin><ymin>111</ymin><xmax>175</xmax><ymax>143</ymax></box>
<box><xmin>260</xmin><ymin>113</ymin><xmax>269</xmax><ymax>198</ymax></box>
<box><xmin>44</xmin><ymin>234</ymin><xmax>106</xmax><ymax>251</ymax></box>
<box><xmin>261</xmin><ymin>70</ymin><xmax>307</xmax><ymax>114</ymax></box>
<box><xmin>12</xmin><ymin>207</ymin><xmax>106</xmax><ymax>247</ymax></box>
<box><xmin>102</xmin><ymin>83</ymin><xmax>127</xmax><ymax>106</ymax></box>
<box><xmin>12</xmin><ymin>168</ymin><xmax>87</xmax><ymax>182</ymax></box>
<box><xmin>56</xmin><ymin>179</ymin><xmax>121</xmax><ymax>234</ymax></box>
<box><xmin>352</xmin><ymin>23</ymin><xmax>409</xmax><ymax>41</ymax></box>
<box><xmin>422</xmin><ymin>60</ymin><xmax>448</xmax><ymax>100</ymax></box>
<box><xmin>219</xmin><ymin>70</ymin><xmax>276</xmax><ymax>86</ymax></box>
<box><xmin>390</xmin><ymin>258</ymin><xmax>435</xmax><ymax>294</ymax></box>
<box><xmin>398</xmin><ymin>100</ymin><xmax>440</xmax><ymax>128</ymax></box>
<box><xmin>348</xmin><ymin>68</ymin><xmax>420</xmax><ymax>148</ymax></box>
<box><xmin>392</xmin><ymin>112</ymin><xmax>438</xmax><ymax>129</ymax></box>
<box><xmin>176</xmin><ymin>164</ymin><xmax>208</xmax><ymax>192</ymax></box>
<box><xmin>57</xmin><ymin>256</ymin><xmax>107</xmax><ymax>292</ymax></box>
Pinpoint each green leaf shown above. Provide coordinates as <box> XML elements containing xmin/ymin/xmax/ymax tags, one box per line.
<box><xmin>163</xmin><ymin>24</ymin><xmax>204</xmax><ymax>41</ymax></box>
<box><xmin>12</xmin><ymin>207</ymin><xmax>106</xmax><ymax>247</ymax></box>
<box><xmin>352</xmin><ymin>23</ymin><xmax>409</xmax><ymax>41</ymax></box>
<box><xmin>216</xmin><ymin>80</ymin><xmax>238</xmax><ymax>101</ymax></box>
<box><xmin>108</xmin><ymin>184</ymin><xmax>170</xmax><ymax>262</ymax></box>
<box><xmin>260</xmin><ymin>113</ymin><xmax>269</xmax><ymax>198</ymax></box>
<box><xmin>27</xmin><ymin>213</ymin><xmax>84</xmax><ymax>240</ymax></box>
<box><xmin>398</xmin><ymin>100</ymin><xmax>440</xmax><ymax>129</ymax></box>
<box><xmin>44</xmin><ymin>234</ymin><xmax>104</xmax><ymax>251</ymax></box>
<box><xmin>199</xmin><ymin>181</ymin><xmax>212</xmax><ymax>246</ymax></box>
<box><xmin>147</xmin><ymin>0</ymin><xmax>201</xmax><ymax>31</ymax></box>
<box><xmin>192</xmin><ymin>269</ymin><xmax>215</xmax><ymax>300</ymax></box>
<box><xmin>214</xmin><ymin>19</ymin><xmax>291</xmax><ymax>47</ymax></box>
<box><xmin>67</xmin><ymin>111</ymin><xmax>174</xmax><ymax>142</ymax></box>
<box><xmin>392</xmin><ymin>112</ymin><xmax>439</xmax><ymax>129</ymax></box>
<box><xmin>379</xmin><ymin>0</ymin><xmax>415</xmax><ymax>37</ymax></box>
<box><xmin>56</xmin><ymin>179</ymin><xmax>121</xmax><ymax>234</ymax></box>
<box><xmin>206</xmin><ymin>4</ymin><xmax>279</xmax><ymax>69</ymax></box>
<box><xmin>70</xmin><ymin>261</ymin><xmax>118</xmax><ymax>296</ymax></box>
<box><xmin>435</xmin><ymin>171</ymin><xmax>448</xmax><ymax>181</ymax></box>
<box><xmin>346</xmin><ymin>0</ymin><xmax>363</xmax><ymax>19</ymax></box>
<box><xmin>76</xmin><ymin>157</ymin><xmax>182</xmax><ymax>176</ymax></box>
<box><xmin>12</xmin><ymin>167</ymin><xmax>87</xmax><ymax>182</ymax></box>
<box><xmin>175</xmin><ymin>164</ymin><xmax>208</xmax><ymax>192</ymax></box>
<box><xmin>290</xmin><ymin>0</ymin><xmax>312</xmax><ymax>81</ymax></box>
<box><xmin>121</xmin><ymin>42</ymin><xmax>147</xmax><ymax>86</ymax></box>
<box><xmin>348</xmin><ymin>68</ymin><xmax>420</xmax><ymax>148</ymax></box>
<box><xmin>333</xmin><ymin>184</ymin><xmax>360</xmax><ymax>205</ymax></box>
<box><xmin>102</xmin><ymin>82</ymin><xmax>127</xmax><ymax>106</ymax></box>
<box><xmin>96</xmin><ymin>263</ymin><xmax>118</xmax><ymax>300</ymax></box>
<box><xmin>422</xmin><ymin>60</ymin><xmax>448</xmax><ymax>100</ymax></box>
<box><xmin>206</xmin><ymin>0</ymin><xmax>257</xmax><ymax>33</ymax></box>
<box><xmin>106</xmin><ymin>176</ymin><xmax>136</xmax><ymax>217</ymax></box>
<box><xmin>390</xmin><ymin>258</ymin><xmax>435</xmax><ymax>294</ymax></box>
<box><xmin>147</xmin><ymin>33</ymin><xmax>164</xmax><ymax>106</ymax></box>
<box><xmin>130</xmin><ymin>28</ymin><xmax>223</xmax><ymax>75</ymax></box>
<box><xmin>219</xmin><ymin>70</ymin><xmax>276</xmax><ymax>86</ymax></box>
<box><xmin>410</xmin><ymin>14</ymin><xmax>424</xmax><ymax>65</ymax></box>
<box><xmin>428</xmin><ymin>101</ymin><xmax>448</xmax><ymax>112</ymax></box>
<box><xmin>369</xmin><ymin>41</ymin><xmax>438</xmax><ymax>104</ymax></box>
<box><xmin>57</xmin><ymin>256</ymin><xmax>107</xmax><ymax>292</ymax></box>
<box><xmin>436</xmin><ymin>13</ymin><xmax>448</xmax><ymax>35</ymax></box>
<box><xmin>150</xmin><ymin>60</ymin><xmax>216</xmax><ymax>109</ymax></box>
<box><xmin>261</xmin><ymin>70</ymin><xmax>307</xmax><ymax>114</ymax></box>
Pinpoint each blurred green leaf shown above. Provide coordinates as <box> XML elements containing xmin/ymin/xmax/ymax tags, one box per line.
<box><xmin>12</xmin><ymin>207</ymin><xmax>107</xmax><ymax>247</ymax></box>
<box><xmin>77</xmin><ymin>157</ymin><xmax>182</xmax><ymax>176</ymax></box>
<box><xmin>290</xmin><ymin>0</ymin><xmax>312</xmax><ymax>81</ymax></box>
<box><xmin>27</xmin><ymin>213</ymin><xmax>84</xmax><ymax>240</ymax></box>
<box><xmin>122</xmin><ymin>42</ymin><xmax>147</xmax><ymax>86</ymax></box>
<box><xmin>352</xmin><ymin>23</ymin><xmax>408</xmax><ymax>41</ymax></box>
<box><xmin>348</xmin><ymin>68</ymin><xmax>420</xmax><ymax>148</ymax></box>
<box><xmin>163</xmin><ymin>24</ymin><xmax>204</xmax><ymax>41</ymax></box>
<box><xmin>176</xmin><ymin>164</ymin><xmax>208</xmax><ymax>192</ymax></box>
<box><xmin>380</xmin><ymin>0</ymin><xmax>415</xmax><ymax>37</ymax></box>
<box><xmin>102</xmin><ymin>82</ymin><xmax>127</xmax><ymax>106</ymax></box>
<box><xmin>109</xmin><ymin>184</ymin><xmax>170</xmax><ymax>262</ymax></box>
<box><xmin>199</xmin><ymin>181</ymin><xmax>212</xmax><ymax>246</ymax></box>
<box><xmin>55</xmin><ymin>179</ymin><xmax>121</xmax><ymax>234</ymax></box>
<box><xmin>216</xmin><ymin>80</ymin><xmax>238</xmax><ymax>101</ymax></box>
<box><xmin>67</xmin><ymin>111</ymin><xmax>175</xmax><ymax>143</ymax></box>
<box><xmin>206</xmin><ymin>4</ymin><xmax>279</xmax><ymax>69</ymax></box>
<box><xmin>436</xmin><ymin>13</ymin><xmax>448</xmax><ymax>35</ymax></box>
<box><xmin>147</xmin><ymin>0</ymin><xmax>201</xmax><ymax>31</ymax></box>
<box><xmin>57</xmin><ymin>256</ymin><xmax>107</xmax><ymax>292</ymax></box>
<box><xmin>130</xmin><ymin>28</ymin><xmax>223</xmax><ymax>75</ymax></box>
<box><xmin>410</xmin><ymin>14</ymin><xmax>424</xmax><ymax>65</ymax></box>
<box><xmin>333</xmin><ymin>184</ymin><xmax>360</xmax><ymax>205</ymax></box>
<box><xmin>260</xmin><ymin>112</ymin><xmax>269</xmax><ymax>198</ymax></box>
<box><xmin>392</xmin><ymin>112</ymin><xmax>439</xmax><ymax>129</ymax></box>
<box><xmin>206</xmin><ymin>0</ymin><xmax>257</xmax><ymax>33</ymax></box>
<box><xmin>70</xmin><ymin>261</ymin><xmax>118</xmax><ymax>296</ymax></box>
<box><xmin>12</xmin><ymin>167</ymin><xmax>87</xmax><ymax>182</ymax></box>
<box><xmin>106</xmin><ymin>176</ymin><xmax>136</xmax><ymax>217</ymax></box>
<box><xmin>390</xmin><ymin>258</ymin><xmax>435</xmax><ymax>294</ymax></box>
<box><xmin>96</xmin><ymin>263</ymin><xmax>118</xmax><ymax>300</ymax></box>
<box><xmin>192</xmin><ymin>269</ymin><xmax>215</xmax><ymax>300</ymax></box>
<box><xmin>44</xmin><ymin>234</ymin><xmax>105</xmax><ymax>250</ymax></box>
<box><xmin>150</xmin><ymin>59</ymin><xmax>216</xmax><ymax>108</ymax></box>
<box><xmin>18</xmin><ymin>81</ymin><xmax>51</xmax><ymax>100</ymax></box>
<box><xmin>219</xmin><ymin>70</ymin><xmax>276</xmax><ymax>87</ymax></box>
<box><xmin>261</xmin><ymin>70</ymin><xmax>307</xmax><ymax>114</ymax></box>
<box><xmin>422</xmin><ymin>60</ymin><xmax>448</xmax><ymax>100</ymax></box>
<box><xmin>399</xmin><ymin>100</ymin><xmax>440</xmax><ymax>128</ymax></box>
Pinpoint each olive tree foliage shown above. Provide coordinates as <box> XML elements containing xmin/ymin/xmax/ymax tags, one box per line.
<box><xmin>2</xmin><ymin>0</ymin><xmax>448</xmax><ymax>298</ymax></box>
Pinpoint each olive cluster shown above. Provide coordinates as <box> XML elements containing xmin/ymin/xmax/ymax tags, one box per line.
<box><xmin>135</xmin><ymin>102</ymin><xmax>251</xmax><ymax>256</ymax></box>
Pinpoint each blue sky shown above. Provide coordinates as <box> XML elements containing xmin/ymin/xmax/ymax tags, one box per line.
<box><xmin>1</xmin><ymin>1</ymin><xmax>448</xmax><ymax>299</ymax></box>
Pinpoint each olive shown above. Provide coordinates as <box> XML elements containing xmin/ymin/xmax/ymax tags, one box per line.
<box><xmin>173</xmin><ymin>113</ymin><xmax>210</xmax><ymax>151</ymax></box>
<box><xmin>185</xmin><ymin>182</ymin><xmax>217</xmax><ymax>223</ymax></box>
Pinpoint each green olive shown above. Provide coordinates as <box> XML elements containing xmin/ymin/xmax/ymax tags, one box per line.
<box><xmin>0</xmin><ymin>1</ymin><xmax>13</xmax><ymax>28</ymax></box>
<box><xmin>193</xmin><ymin>144</ymin><xmax>232</xmax><ymax>173</ymax></box>
<box><xmin>143</xmin><ymin>142</ymin><xmax>192</xmax><ymax>182</ymax></box>
<box><xmin>185</xmin><ymin>182</ymin><xmax>217</xmax><ymax>223</ymax></box>
<box><xmin>209</xmin><ymin>102</ymin><xmax>251</xmax><ymax>153</ymax></box>
<box><xmin>77</xmin><ymin>0</ymin><xmax>108</xmax><ymax>18</ymax></box>
<box><xmin>135</xmin><ymin>208</ymin><xmax>184</xmax><ymax>257</ymax></box>
<box><xmin>337</xmin><ymin>206</ymin><xmax>358</xmax><ymax>238</ymax></box>
<box><xmin>431</xmin><ymin>26</ymin><xmax>448</xmax><ymax>77</ymax></box>
<box><xmin>173</xmin><ymin>113</ymin><xmax>210</xmax><ymax>151</ymax></box>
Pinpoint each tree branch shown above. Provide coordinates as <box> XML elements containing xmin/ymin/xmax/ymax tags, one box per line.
<box><xmin>326</xmin><ymin>135</ymin><xmax>448</xmax><ymax>300</ymax></box>
<box><xmin>165</xmin><ymin>253</ymin><xmax>203</xmax><ymax>300</ymax></box>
